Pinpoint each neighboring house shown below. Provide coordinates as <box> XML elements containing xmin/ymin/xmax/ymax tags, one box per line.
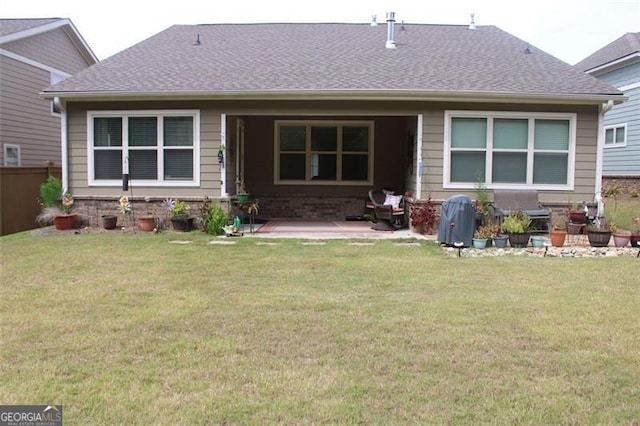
<box><xmin>42</xmin><ymin>17</ymin><xmax>625</xmax><ymax>220</ymax></box>
<box><xmin>575</xmin><ymin>32</ymin><xmax>640</xmax><ymax>180</ymax></box>
<box><xmin>0</xmin><ymin>18</ymin><xmax>98</xmax><ymax>167</ymax></box>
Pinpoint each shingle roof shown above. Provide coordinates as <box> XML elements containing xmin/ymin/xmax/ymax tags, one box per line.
<box><xmin>0</xmin><ymin>18</ymin><xmax>62</xmax><ymax>37</ymax></box>
<box><xmin>575</xmin><ymin>32</ymin><xmax>640</xmax><ymax>72</ymax></box>
<box><xmin>45</xmin><ymin>23</ymin><xmax>622</xmax><ymax>101</ymax></box>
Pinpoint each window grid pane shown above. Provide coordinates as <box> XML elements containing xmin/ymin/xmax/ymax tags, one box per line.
<box><xmin>450</xmin><ymin>152</ymin><xmax>485</xmax><ymax>182</ymax></box>
<box><xmin>533</xmin><ymin>153</ymin><xmax>568</xmax><ymax>184</ymax></box>
<box><xmin>615</xmin><ymin>127</ymin><xmax>625</xmax><ymax>143</ymax></box>
<box><xmin>94</xmin><ymin>150</ymin><xmax>122</xmax><ymax>180</ymax></box>
<box><xmin>164</xmin><ymin>117</ymin><xmax>193</xmax><ymax>146</ymax></box>
<box><xmin>129</xmin><ymin>117</ymin><xmax>157</xmax><ymax>147</ymax></box>
<box><xmin>534</xmin><ymin>120</ymin><xmax>569</xmax><ymax>150</ymax></box>
<box><xmin>451</xmin><ymin>118</ymin><xmax>487</xmax><ymax>149</ymax></box>
<box><xmin>129</xmin><ymin>150</ymin><xmax>157</xmax><ymax>179</ymax></box>
<box><xmin>493</xmin><ymin>119</ymin><xmax>528</xmax><ymax>149</ymax></box>
<box><xmin>311</xmin><ymin>127</ymin><xmax>337</xmax><ymax>151</ymax></box>
<box><xmin>342</xmin><ymin>154</ymin><xmax>368</xmax><ymax>180</ymax></box>
<box><xmin>492</xmin><ymin>152</ymin><xmax>527</xmax><ymax>183</ymax></box>
<box><xmin>280</xmin><ymin>126</ymin><xmax>306</xmax><ymax>151</ymax></box>
<box><xmin>342</xmin><ymin>127</ymin><xmax>369</xmax><ymax>152</ymax></box>
<box><xmin>94</xmin><ymin>118</ymin><xmax>122</xmax><ymax>147</ymax></box>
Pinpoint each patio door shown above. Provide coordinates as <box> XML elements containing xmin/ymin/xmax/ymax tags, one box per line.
<box><xmin>235</xmin><ymin>118</ymin><xmax>245</xmax><ymax>194</ymax></box>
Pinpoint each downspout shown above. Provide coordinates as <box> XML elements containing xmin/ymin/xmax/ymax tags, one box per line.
<box><xmin>595</xmin><ymin>100</ymin><xmax>614</xmax><ymax>222</ymax></box>
<box><xmin>54</xmin><ymin>97</ymin><xmax>68</xmax><ymax>191</ymax></box>
<box><xmin>220</xmin><ymin>113</ymin><xmax>228</xmax><ymax>198</ymax></box>
<box><xmin>415</xmin><ymin>114</ymin><xmax>423</xmax><ymax>198</ymax></box>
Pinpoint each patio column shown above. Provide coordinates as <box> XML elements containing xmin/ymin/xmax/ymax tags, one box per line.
<box><xmin>415</xmin><ymin>114</ymin><xmax>423</xmax><ymax>198</ymax></box>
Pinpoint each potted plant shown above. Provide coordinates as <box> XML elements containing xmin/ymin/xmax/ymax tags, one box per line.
<box><xmin>169</xmin><ymin>199</ymin><xmax>193</xmax><ymax>232</ymax></box>
<box><xmin>586</xmin><ymin>223</ymin><xmax>612</xmax><ymax>247</ymax></box>
<box><xmin>549</xmin><ymin>214</ymin><xmax>567</xmax><ymax>247</ymax></box>
<box><xmin>134</xmin><ymin>197</ymin><xmax>159</xmax><ymax>232</ymax></box>
<box><xmin>631</xmin><ymin>217</ymin><xmax>640</xmax><ymax>248</ymax></box>
<box><xmin>409</xmin><ymin>197</ymin><xmax>439</xmax><ymax>234</ymax></box>
<box><xmin>472</xmin><ymin>225</ymin><xmax>493</xmax><ymax>249</ymax></box>
<box><xmin>236</xmin><ymin>176</ymin><xmax>249</xmax><ymax>203</ymax></box>
<box><xmin>502</xmin><ymin>210</ymin><xmax>532</xmax><ymax>248</ymax></box>
<box><xmin>36</xmin><ymin>176</ymin><xmax>77</xmax><ymax>230</ymax></box>
<box><xmin>610</xmin><ymin>222</ymin><xmax>631</xmax><ymax>248</ymax></box>
<box><xmin>567</xmin><ymin>201</ymin><xmax>587</xmax><ymax>224</ymax></box>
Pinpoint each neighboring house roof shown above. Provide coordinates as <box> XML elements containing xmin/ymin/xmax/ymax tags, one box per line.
<box><xmin>43</xmin><ymin>23</ymin><xmax>623</xmax><ymax>104</ymax></box>
<box><xmin>0</xmin><ymin>18</ymin><xmax>99</xmax><ymax>64</ymax></box>
<box><xmin>575</xmin><ymin>32</ymin><xmax>640</xmax><ymax>73</ymax></box>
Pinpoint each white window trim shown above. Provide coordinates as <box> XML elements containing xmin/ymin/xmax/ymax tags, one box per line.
<box><xmin>273</xmin><ymin>120</ymin><xmax>374</xmax><ymax>186</ymax></box>
<box><xmin>443</xmin><ymin>110</ymin><xmax>576</xmax><ymax>191</ymax></box>
<box><xmin>87</xmin><ymin>110</ymin><xmax>200</xmax><ymax>187</ymax></box>
<box><xmin>603</xmin><ymin>123</ymin><xmax>627</xmax><ymax>148</ymax></box>
<box><xmin>3</xmin><ymin>144</ymin><xmax>21</xmax><ymax>166</ymax></box>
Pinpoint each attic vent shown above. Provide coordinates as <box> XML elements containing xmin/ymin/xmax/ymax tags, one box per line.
<box><xmin>370</xmin><ymin>15</ymin><xmax>378</xmax><ymax>26</ymax></box>
<box><xmin>385</xmin><ymin>12</ymin><xmax>397</xmax><ymax>49</ymax></box>
<box><xmin>468</xmin><ymin>13</ymin><xmax>476</xmax><ymax>30</ymax></box>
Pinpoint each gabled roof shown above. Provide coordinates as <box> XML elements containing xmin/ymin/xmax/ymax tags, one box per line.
<box><xmin>44</xmin><ymin>23</ymin><xmax>623</xmax><ymax>104</ymax></box>
<box><xmin>575</xmin><ymin>32</ymin><xmax>640</xmax><ymax>74</ymax></box>
<box><xmin>0</xmin><ymin>18</ymin><xmax>98</xmax><ymax>64</ymax></box>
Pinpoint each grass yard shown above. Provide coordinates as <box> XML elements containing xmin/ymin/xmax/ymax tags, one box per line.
<box><xmin>1</xmin><ymin>231</ymin><xmax>639</xmax><ymax>424</ymax></box>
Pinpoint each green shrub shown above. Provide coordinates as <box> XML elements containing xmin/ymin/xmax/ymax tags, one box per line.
<box><xmin>40</xmin><ymin>176</ymin><xmax>63</xmax><ymax>208</ymax></box>
<box><xmin>206</xmin><ymin>203</ymin><xmax>228</xmax><ymax>235</ymax></box>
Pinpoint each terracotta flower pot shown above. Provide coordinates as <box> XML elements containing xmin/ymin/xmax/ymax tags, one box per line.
<box><xmin>613</xmin><ymin>231</ymin><xmax>631</xmax><ymax>247</ymax></box>
<box><xmin>54</xmin><ymin>214</ymin><xmax>76</xmax><ymax>230</ymax></box>
<box><xmin>550</xmin><ymin>229</ymin><xmax>567</xmax><ymax>247</ymax></box>
<box><xmin>137</xmin><ymin>216</ymin><xmax>157</xmax><ymax>232</ymax></box>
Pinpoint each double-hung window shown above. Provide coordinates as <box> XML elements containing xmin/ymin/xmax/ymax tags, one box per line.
<box><xmin>275</xmin><ymin>120</ymin><xmax>373</xmax><ymax>185</ymax></box>
<box><xmin>89</xmin><ymin>110</ymin><xmax>199</xmax><ymax>186</ymax></box>
<box><xmin>444</xmin><ymin>111</ymin><xmax>575</xmax><ymax>190</ymax></box>
<box><xmin>604</xmin><ymin>124</ymin><xmax>626</xmax><ymax>148</ymax></box>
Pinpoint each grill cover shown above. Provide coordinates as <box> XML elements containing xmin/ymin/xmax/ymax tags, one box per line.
<box><xmin>437</xmin><ymin>195</ymin><xmax>475</xmax><ymax>247</ymax></box>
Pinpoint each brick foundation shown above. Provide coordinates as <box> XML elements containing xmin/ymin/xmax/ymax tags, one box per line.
<box><xmin>602</xmin><ymin>176</ymin><xmax>640</xmax><ymax>199</ymax></box>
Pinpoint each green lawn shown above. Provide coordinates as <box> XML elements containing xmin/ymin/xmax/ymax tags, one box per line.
<box><xmin>1</xmin><ymin>231</ymin><xmax>639</xmax><ymax>424</ymax></box>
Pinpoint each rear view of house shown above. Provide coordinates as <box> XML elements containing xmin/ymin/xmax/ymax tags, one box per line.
<box><xmin>0</xmin><ymin>18</ymin><xmax>98</xmax><ymax>166</ymax></box>
<box><xmin>42</xmin><ymin>16</ymin><xmax>625</xmax><ymax>221</ymax></box>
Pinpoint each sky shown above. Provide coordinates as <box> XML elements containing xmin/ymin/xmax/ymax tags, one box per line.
<box><xmin>2</xmin><ymin>0</ymin><xmax>639</xmax><ymax>65</ymax></box>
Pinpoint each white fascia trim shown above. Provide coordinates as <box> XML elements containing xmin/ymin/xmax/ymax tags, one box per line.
<box><xmin>41</xmin><ymin>89</ymin><xmax>628</xmax><ymax>105</ymax></box>
<box><xmin>0</xmin><ymin>48</ymin><xmax>72</xmax><ymax>78</ymax></box>
<box><xmin>619</xmin><ymin>82</ymin><xmax>640</xmax><ymax>92</ymax></box>
<box><xmin>585</xmin><ymin>53</ymin><xmax>640</xmax><ymax>75</ymax></box>
<box><xmin>0</xmin><ymin>18</ymin><xmax>98</xmax><ymax>63</ymax></box>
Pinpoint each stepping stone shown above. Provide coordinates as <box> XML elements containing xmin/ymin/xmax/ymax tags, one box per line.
<box><xmin>208</xmin><ymin>240</ymin><xmax>237</xmax><ymax>245</ymax></box>
<box><xmin>301</xmin><ymin>241</ymin><xmax>327</xmax><ymax>246</ymax></box>
<box><xmin>255</xmin><ymin>242</ymin><xmax>281</xmax><ymax>246</ymax></box>
<box><xmin>169</xmin><ymin>240</ymin><xmax>193</xmax><ymax>244</ymax></box>
<box><xmin>393</xmin><ymin>242</ymin><xmax>421</xmax><ymax>247</ymax></box>
<box><xmin>347</xmin><ymin>242</ymin><xmax>375</xmax><ymax>246</ymax></box>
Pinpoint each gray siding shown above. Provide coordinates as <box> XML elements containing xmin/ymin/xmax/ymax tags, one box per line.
<box><xmin>2</xmin><ymin>27</ymin><xmax>91</xmax><ymax>74</ymax></box>
<box><xmin>0</xmin><ymin>56</ymin><xmax>62</xmax><ymax>166</ymax></box>
<box><xmin>65</xmin><ymin>100</ymin><xmax>601</xmax><ymax>205</ymax></box>
<box><xmin>597</xmin><ymin>62</ymin><xmax>640</xmax><ymax>88</ymax></box>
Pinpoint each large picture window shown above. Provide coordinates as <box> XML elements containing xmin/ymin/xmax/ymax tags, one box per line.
<box><xmin>89</xmin><ymin>111</ymin><xmax>199</xmax><ymax>186</ymax></box>
<box><xmin>444</xmin><ymin>111</ymin><xmax>575</xmax><ymax>190</ymax></box>
<box><xmin>275</xmin><ymin>120</ymin><xmax>374</xmax><ymax>185</ymax></box>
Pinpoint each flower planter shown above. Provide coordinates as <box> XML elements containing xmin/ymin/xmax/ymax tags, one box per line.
<box><xmin>493</xmin><ymin>235</ymin><xmax>508</xmax><ymax>248</ymax></box>
<box><xmin>566</xmin><ymin>222</ymin><xmax>584</xmax><ymax>235</ymax></box>
<box><xmin>137</xmin><ymin>216</ymin><xmax>157</xmax><ymax>232</ymax></box>
<box><xmin>102</xmin><ymin>214</ymin><xmax>118</xmax><ymax>230</ymax></box>
<box><xmin>569</xmin><ymin>211</ymin><xmax>587</xmax><ymax>223</ymax></box>
<box><xmin>549</xmin><ymin>229</ymin><xmax>567</xmax><ymax>247</ymax></box>
<box><xmin>53</xmin><ymin>214</ymin><xmax>76</xmax><ymax>230</ymax></box>
<box><xmin>508</xmin><ymin>232</ymin><xmax>530</xmax><ymax>248</ymax></box>
<box><xmin>237</xmin><ymin>193</ymin><xmax>249</xmax><ymax>203</ymax></box>
<box><xmin>531</xmin><ymin>236</ymin><xmax>547</xmax><ymax>248</ymax></box>
<box><xmin>630</xmin><ymin>234</ymin><xmax>640</xmax><ymax>248</ymax></box>
<box><xmin>587</xmin><ymin>229</ymin><xmax>611</xmax><ymax>247</ymax></box>
<box><xmin>472</xmin><ymin>238</ymin><xmax>488</xmax><ymax>249</ymax></box>
<box><xmin>171</xmin><ymin>216</ymin><xmax>194</xmax><ymax>232</ymax></box>
<box><xmin>613</xmin><ymin>231</ymin><xmax>631</xmax><ymax>248</ymax></box>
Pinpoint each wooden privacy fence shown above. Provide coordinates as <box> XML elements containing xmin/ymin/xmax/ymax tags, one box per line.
<box><xmin>0</xmin><ymin>166</ymin><xmax>61</xmax><ymax>236</ymax></box>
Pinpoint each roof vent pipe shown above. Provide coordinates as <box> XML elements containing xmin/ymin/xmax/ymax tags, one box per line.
<box><xmin>370</xmin><ymin>15</ymin><xmax>378</xmax><ymax>26</ymax></box>
<box><xmin>386</xmin><ymin>12</ymin><xmax>397</xmax><ymax>49</ymax></box>
<box><xmin>468</xmin><ymin>13</ymin><xmax>476</xmax><ymax>30</ymax></box>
